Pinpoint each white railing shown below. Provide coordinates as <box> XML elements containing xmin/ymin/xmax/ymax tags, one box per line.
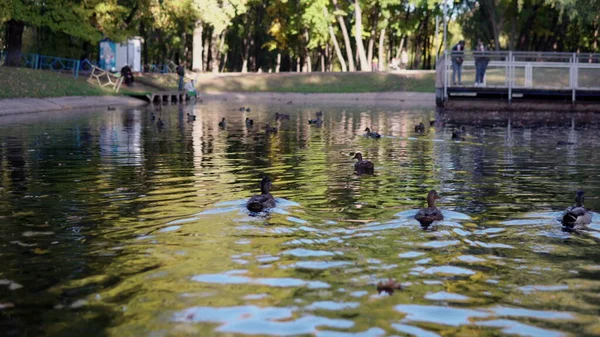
<box><xmin>442</xmin><ymin>51</ymin><xmax>600</xmax><ymax>102</ymax></box>
<box><xmin>88</xmin><ymin>66</ymin><xmax>124</xmax><ymax>93</ymax></box>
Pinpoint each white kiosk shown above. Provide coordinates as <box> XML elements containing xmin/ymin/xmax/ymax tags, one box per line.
<box><xmin>99</xmin><ymin>37</ymin><xmax>143</xmax><ymax>72</ymax></box>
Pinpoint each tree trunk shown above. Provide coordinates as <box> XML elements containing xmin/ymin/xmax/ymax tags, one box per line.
<box><xmin>6</xmin><ymin>20</ymin><xmax>25</xmax><ymax>67</ymax></box>
<box><xmin>203</xmin><ymin>26</ymin><xmax>210</xmax><ymax>71</ymax></box>
<box><xmin>192</xmin><ymin>20</ymin><xmax>203</xmax><ymax>71</ymax></box>
<box><xmin>331</xmin><ymin>0</ymin><xmax>355</xmax><ymax>71</ymax></box>
<box><xmin>276</xmin><ymin>53</ymin><xmax>281</xmax><ymax>73</ymax></box>
<box><xmin>353</xmin><ymin>1</ymin><xmax>370</xmax><ymax>71</ymax></box>
<box><xmin>378</xmin><ymin>27</ymin><xmax>386</xmax><ymax>71</ymax></box>
<box><xmin>303</xmin><ymin>30</ymin><xmax>312</xmax><ymax>72</ymax></box>
<box><xmin>320</xmin><ymin>51</ymin><xmax>325</xmax><ymax>72</ymax></box>
<box><xmin>367</xmin><ymin>9</ymin><xmax>379</xmax><ymax>66</ymax></box>
<box><xmin>241</xmin><ymin>17</ymin><xmax>253</xmax><ymax>73</ymax></box>
<box><xmin>209</xmin><ymin>31</ymin><xmax>219</xmax><ymax>72</ymax></box>
<box><xmin>396</xmin><ymin>36</ymin><xmax>405</xmax><ymax>59</ymax></box>
<box><xmin>297</xmin><ymin>57</ymin><xmax>301</xmax><ymax>72</ymax></box>
<box><xmin>324</xmin><ymin>6</ymin><xmax>347</xmax><ymax>72</ymax></box>
<box><xmin>483</xmin><ymin>0</ymin><xmax>501</xmax><ymax>50</ymax></box>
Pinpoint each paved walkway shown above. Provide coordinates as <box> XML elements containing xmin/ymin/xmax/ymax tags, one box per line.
<box><xmin>0</xmin><ymin>96</ymin><xmax>147</xmax><ymax>117</ymax></box>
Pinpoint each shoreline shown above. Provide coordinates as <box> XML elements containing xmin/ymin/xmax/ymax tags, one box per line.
<box><xmin>0</xmin><ymin>96</ymin><xmax>148</xmax><ymax>117</ymax></box>
<box><xmin>0</xmin><ymin>92</ymin><xmax>436</xmax><ymax>117</ymax></box>
<box><xmin>198</xmin><ymin>91</ymin><xmax>435</xmax><ymax>107</ymax></box>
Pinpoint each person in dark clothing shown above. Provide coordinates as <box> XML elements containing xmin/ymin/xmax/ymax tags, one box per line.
<box><xmin>176</xmin><ymin>63</ymin><xmax>185</xmax><ymax>91</ymax></box>
<box><xmin>451</xmin><ymin>40</ymin><xmax>465</xmax><ymax>85</ymax></box>
<box><xmin>120</xmin><ymin>65</ymin><xmax>134</xmax><ymax>86</ymax></box>
<box><xmin>474</xmin><ymin>39</ymin><xmax>490</xmax><ymax>86</ymax></box>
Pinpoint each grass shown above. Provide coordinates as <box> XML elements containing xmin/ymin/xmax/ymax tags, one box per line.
<box><xmin>137</xmin><ymin>71</ymin><xmax>436</xmax><ymax>93</ymax></box>
<box><xmin>0</xmin><ymin>67</ymin><xmax>110</xmax><ymax>99</ymax></box>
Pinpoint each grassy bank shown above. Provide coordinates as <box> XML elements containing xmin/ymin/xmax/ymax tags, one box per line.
<box><xmin>0</xmin><ymin>67</ymin><xmax>108</xmax><ymax>99</ymax></box>
<box><xmin>137</xmin><ymin>71</ymin><xmax>436</xmax><ymax>93</ymax></box>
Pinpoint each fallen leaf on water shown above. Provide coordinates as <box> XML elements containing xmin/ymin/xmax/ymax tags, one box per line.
<box><xmin>23</xmin><ymin>231</ymin><xmax>54</xmax><ymax>237</ymax></box>
<box><xmin>0</xmin><ymin>303</ymin><xmax>15</xmax><ymax>310</ymax></box>
<box><xmin>376</xmin><ymin>279</ymin><xmax>403</xmax><ymax>295</ymax></box>
<box><xmin>33</xmin><ymin>248</ymin><xmax>49</xmax><ymax>255</ymax></box>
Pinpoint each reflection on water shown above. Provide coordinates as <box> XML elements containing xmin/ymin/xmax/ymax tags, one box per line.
<box><xmin>1</xmin><ymin>103</ymin><xmax>600</xmax><ymax>337</ymax></box>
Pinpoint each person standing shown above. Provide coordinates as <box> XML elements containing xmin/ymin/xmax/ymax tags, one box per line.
<box><xmin>176</xmin><ymin>62</ymin><xmax>185</xmax><ymax>91</ymax></box>
<box><xmin>451</xmin><ymin>40</ymin><xmax>465</xmax><ymax>85</ymax></box>
<box><xmin>474</xmin><ymin>40</ymin><xmax>489</xmax><ymax>86</ymax></box>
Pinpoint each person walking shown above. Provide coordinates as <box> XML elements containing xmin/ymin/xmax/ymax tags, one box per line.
<box><xmin>176</xmin><ymin>62</ymin><xmax>185</xmax><ymax>91</ymax></box>
<box><xmin>451</xmin><ymin>40</ymin><xmax>465</xmax><ymax>85</ymax></box>
<box><xmin>474</xmin><ymin>39</ymin><xmax>489</xmax><ymax>86</ymax></box>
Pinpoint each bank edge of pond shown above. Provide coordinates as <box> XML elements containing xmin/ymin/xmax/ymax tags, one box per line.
<box><xmin>0</xmin><ymin>96</ymin><xmax>148</xmax><ymax>117</ymax></box>
<box><xmin>199</xmin><ymin>91</ymin><xmax>436</xmax><ymax>108</ymax></box>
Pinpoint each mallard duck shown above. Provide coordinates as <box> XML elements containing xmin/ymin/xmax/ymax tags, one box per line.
<box><xmin>107</xmin><ymin>106</ymin><xmax>116</xmax><ymax>111</ymax></box>
<box><xmin>246</xmin><ymin>177</ymin><xmax>276</xmax><ymax>212</ymax></box>
<box><xmin>246</xmin><ymin>107</ymin><xmax>251</xmax><ymax>112</ymax></box>
<box><xmin>308</xmin><ymin>117</ymin><xmax>323</xmax><ymax>126</ymax></box>
<box><xmin>429</xmin><ymin>120</ymin><xmax>435</xmax><ymax>126</ymax></box>
<box><xmin>286</xmin><ymin>101</ymin><xmax>293</xmax><ymax>105</ymax></box>
<box><xmin>150</xmin><ymin>113</ymin><xmax>156</xmax><ymax>122</ymax></box>
<box><xmin>562</xmin><ymin>189</ymin><xmax>592</xmax><ymax>228</ymax></box>
<box><xmin>156</xmin><ymin>118</ymin><xmax>164</xmax><ymax>128</ymax></box>
<box><xmin>239</xmin><ymin>106</ymin><xmax>246</xmax><ymax>112</ymax></box>
<box><xmin>364</xmin><ymin>127</ymin><xmax>381</xmax><ymax>139</ymax></box>
<box><xmin>245</xmin><ymin>117</ymin><xmax>254</xmax><ymax>126</ymax></box>
<box><xmin>265</xmin><ymin>124</ymin><xmax>277</xmax><ymax>133</ymax></box>
<box><xmin>187</xmin><ymin>113</ymin><xmax>196</xmax><ymax>121</ymax></box>
<box><xmin>275</xmin><ymin>112</ymin><xmax>289</xmax><ymax>120</ymax></box>
<box><xmin>452</xmin><ymin>131</ymin><xmax>465</xmax><ymax>141</ymax></box>
<box><xmin>353</xmin><ymin>152</ymin><xmax>374</xmax><ymax>175</ymax></box>
<box><xmin>218</xmin><ymin>118</ymin><xmax>226</xmax><ymax>128</ymax></box>
<box><xmin>415</xmin><ymin>190</ymin><xmax>444</xmax><ymax>227</ymax></box>
<box><xmin>414</xmin><ymin>122</ymin><xmax>425</xmax><ymax>133</ymax></box>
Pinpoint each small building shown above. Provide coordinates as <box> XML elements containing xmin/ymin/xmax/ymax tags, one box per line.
<box><xmin>99</xmin><ymin>37</ymin><xmax>142</xmax><ymax>72</ymax></box>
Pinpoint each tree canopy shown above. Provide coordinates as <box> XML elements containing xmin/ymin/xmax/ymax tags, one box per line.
<box><xmin>2</xmin><ymin>0</ymin><xmax>599</xmax><ymax>71</ymax></box>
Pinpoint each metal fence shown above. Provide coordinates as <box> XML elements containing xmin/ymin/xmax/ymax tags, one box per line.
<box><xmin>0</xmin><ymin>51</ymin><xmax>102</xmax><ymax>78</ymax></box>
<box><xmin>443</xmin><ymin>51</ymin><xmax>600</xmax><ymax>102</ymax></box>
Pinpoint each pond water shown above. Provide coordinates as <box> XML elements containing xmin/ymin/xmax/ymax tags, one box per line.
<box><xmin>1</xmin><ymin>102</ymin><xmax>600</xmax><ymax>337</ymax></box>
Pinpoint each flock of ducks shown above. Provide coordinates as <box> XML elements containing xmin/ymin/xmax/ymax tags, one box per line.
<box><xmin>149</xmin><ymin>106</ymin><xmax>593</xmax><ymax>230</ymax></box>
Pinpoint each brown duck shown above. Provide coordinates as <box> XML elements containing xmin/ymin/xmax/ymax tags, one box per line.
<box><xmin>415</xmin><ymin>190</ymin><xmax>444</xmax><ymax>226</ymax></box>
<box><xmin>246</xmin><ymin>177</ymin><xmax>276</xmax><ymax>212</ymax></box>
<box><xmin>353</xmin><ymin>152</ymin><xmax>374</xmax><ymax>175</ymax></box>
<box><xmin>562</xmin><ymin>189</ymin><xmax>592</xmax><ymax>228</ymax></box>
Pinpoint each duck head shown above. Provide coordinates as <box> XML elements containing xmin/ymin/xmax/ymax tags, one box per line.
<box><xmin>575</xmin><ymin>189</ymin><xmax>585</xmax><ymax>207</ymax></box>
<box><xmin>364</xmin><ymin>127</ymin><xmax>371</xmax><ymax>133</ymax></box>
<box><xmin>260</xmin><ymin>177</ymin><xmax>272</xmax><ymax>194</ymax></box>
<box><xmin>426</xmin><ymin>190</ymin><xmax>441</xmax><ymax>207</ymax></box>
<box><xmin>353</xmin><ymin>152</ymin><xmax>363</xmax><ymax>161</ymax></box>
<box><xmin>221</xmin><ymin>117</ymin><xmax>226</xmax><ymax>122</ymax></box>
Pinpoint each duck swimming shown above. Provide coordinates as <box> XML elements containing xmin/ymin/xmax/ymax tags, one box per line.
<box><xmin>561</xmin><ymin>189</ymin><xmax>592</xmax><ymax>228</ymax></box>
<box><xmin>364</xmin><ymin>127</ymin><xmax>381</xmax><ymax>139</ymax></box>
<box><xmin>415</xmin><ymin>190</ymin><xmax>444</xmax><ymax>227</ymax></box>
<box><xmin>156</xmin><ymin>118</ymin><xmax>164</xmax><ymax>128</ymax></box>
<box><xmin>218</xmin><ymin>118</ymin><xmax>226</xmax><ymax>128</ymax></box>
<box><xmin>265</xmin><ymin>124</ymin><xmax>278</xmax><ymax>133</ymax></box>
<box><xmin>353</xmin><ymin>152</ymin><xmax>374</xmax><ymax>175</ymax></box>
<box><xmin>414</xmin><ymin>123</ymin><xmax>425</xmax><ymax>133</ymax></box>
<box><xmin>187</xmin><ymin>113</ymin><xmax>196</xmax><ymax>121</ymax></box>
<box><xmin>150</xmin><ymin>112</ymin><xmax>156</xmax><ymax>122</ymax></box>
<box><xmin>246</xmin><ymin>177</ymin><xmax>276</xmax><ymax>212</ymax></box>
<box><xmin>245</xmin><ymin>117</ymin><xmax>254</xmax><ymax>126</ymax></box>
<box><xmin>308</xmin><ymin>117</ymin><xmax>323</xmax><ymax>126</ymax></box>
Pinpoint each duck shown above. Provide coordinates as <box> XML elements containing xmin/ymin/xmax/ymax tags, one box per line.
<box><xmin>286</xmin><ymin>101</ymin><xmax>293</xmax><ymax>105</ymax></box>
<box><xmin>107</xmin><ymin>106</ymin><xmax>116</xmax><ymax>111</ymax></box>
<box><xmin>245</xmin><ymin>117</ymin><xmax>254</xmax><ymax>126</ymax></box>
<box><xmin>308</xmin><ymin>117</ymin><xmax>323</xmax><ymax>126</ymax></box>
<box><xmin>414</xmin><ymin>122</ymin><xmax>425</xmax><ymax>133</ymax></box>
<box><xmin>275</xmin><ymin>112</ymin><xmax>289</xmax><ymax>120</ymax></box>
<box><xmin>150</xmin><ymin>112</ymin><xmax>156</xmax><ymax>122</ymax></box>
<box><xmin>218</xmin><ymin>117</ymin><xmax>226</xmax><ymax>128</ymax></box>
<box><xmin>246</xmin><ymin>107</ymin><xmax>251</xmax><ymax>112</ymax></box>
<box><xmin>452</xmin><ymin>125</ymin><xmax>466</xmax><ymax>141</ymax></box>
<box><xmin>186</xmin><ymin>113</ymin><xmax>196</xmax><ymax>121</ymax></box>
<box><xmin>239</xmin><ymin>106</ymin><xmax>246</xmax><ymax>112</ymax></box>
<box><xmin>561</xmin><ymin>189</ymin><xmax>592</xmax><ymax>228</ymax></box>
<box><xmin>414</xmin><ymin>190</ymin><xmax>444</xmax><ymax>227</ymax></box>
<box><xmin>265</xmin><ymin>124</ymin><xmax>278</xmax><ymax>134</ymax></box>
<box><xmin>364</xmin><ymin>127</ymin><xmax>381</xmax><ymax>139</ymax></box>
<box><xmin>429</xmin><ymin>120</ymin><xmax>435</xmax><ymax>126</ymax></box>
<box><xmin>353</xmin><ymin>152</ymin><xmax>374</xmax><ymax>175</ymax></box>
<box><xmin>156</xmin><ymin>118</ymin><xmax>164</xmax><ymax>128</ymax></box>
<box><xmin>246</xmin><ymin>177</ymin><xmax>276</xmax><ymax>212</ymax></box>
